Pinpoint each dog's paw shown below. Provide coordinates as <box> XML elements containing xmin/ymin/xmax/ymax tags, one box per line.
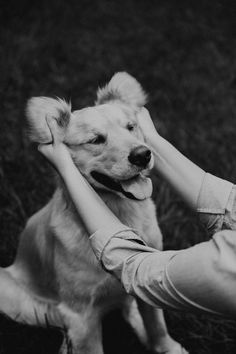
<box><xmin>152</xmin><ymin>336</ymin><xmax>188</xmax><ymax>354</ymax></box>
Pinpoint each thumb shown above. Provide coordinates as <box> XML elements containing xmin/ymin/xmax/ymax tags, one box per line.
<box><xmin>46</xmin><ymin>116</ymin><xmax>60</xmax><ymax>145</ymax></box>
<box><xmin>37</xmin><ymin>143</ymin><xmax>50</xmax><ymax>157</ymax></box>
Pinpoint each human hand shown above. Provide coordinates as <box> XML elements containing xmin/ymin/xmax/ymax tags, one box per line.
<box><xmin>137</xmin><ymin>107</ymin><xmax>160</xmax><ymax>142</ymax></box>
<box><xmin>38</xmin><ymin>116</ymin><xmax>73</xmax><ymax>173</ymax></box>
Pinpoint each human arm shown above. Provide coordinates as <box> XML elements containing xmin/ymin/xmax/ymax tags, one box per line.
<box><xmin>90</xmin><ymin>226</ymin><xmax>236</xmax><ymax>317</ymax></box>
<box><xmin>137</xmin><ymin>108</ymin><xmax>205</xmax><ymax>209</ymax></box>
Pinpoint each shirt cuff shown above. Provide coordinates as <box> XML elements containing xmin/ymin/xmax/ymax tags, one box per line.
<box><xmin>89</xmin><ymin>224</ymin><xmax>144</xmax><ymax>261</ymax></box>
<box><xmin>197</xmin><ymin>173</ymin><xmax>233</xmax><ymax>214</ymax></box>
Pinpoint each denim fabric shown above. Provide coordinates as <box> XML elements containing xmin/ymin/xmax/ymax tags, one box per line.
<box><xmin>197</xmin><ymin>173</ymin><xmax>234</xmax><ymax>235</ymax></box>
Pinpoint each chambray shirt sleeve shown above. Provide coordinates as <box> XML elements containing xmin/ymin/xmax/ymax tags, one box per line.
<box><xmin>90</xmin><ymin>226</ymin><xmax>184</xmax><ymax>309</ymax></box>
<box><xmin>197</xmin><ymin>173</ymin><xmax>236</xmax><ymax>233</ymax></box>
<box><xmin>89</xmin><ymin>173</ymin><xmax>236</xmax><ymax>316</ymax></box>
<box><xmin>90</xmin><ymin>225</ymin><xmax>236</xmax><ymax>316</ymax></box>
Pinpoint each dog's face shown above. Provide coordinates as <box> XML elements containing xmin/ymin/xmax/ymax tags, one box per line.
<box><xmin>65</xmin><ymin>103</ymin><xmax>153</xmax><ymax>200</ymax></box>
<box><xmin>27</xmin><ymin>72</ymin><xmax>153</xmax><ymax>200</ymax></box>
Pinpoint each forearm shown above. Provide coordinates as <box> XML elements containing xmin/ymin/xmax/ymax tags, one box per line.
<box><xmin>148</xmin><ymin>133</ymin><xmax>234</xmax><ymax>231</ymax></box>
<box><xmin>60</xmin><ymin>160</ymin><xmax>124</xmax><ymax>234</ymax></box>
<box><xmin>149</xmin><ymin>133</ymin><xmax>205</xmax><ymax>209</ymax></box>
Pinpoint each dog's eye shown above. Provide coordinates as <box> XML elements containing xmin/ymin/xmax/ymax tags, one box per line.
<box><xmin>88</xmin><ymin>135</ymin><xmax>106</xmax><ymax>144</ymax></box>
<box><xmin>127</xmin><ymin>123</ymin><xmax>136</xmax><ymax>131</ymax></box>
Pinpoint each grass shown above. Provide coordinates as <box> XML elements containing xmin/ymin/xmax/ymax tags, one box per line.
<box><xmin>1</xmin><ymin>0</ymin><xmax>236</xmax><ymax>353</ymax></box>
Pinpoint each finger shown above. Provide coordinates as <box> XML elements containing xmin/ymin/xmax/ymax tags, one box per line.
<box><xmin>137</xmin><ymin>107</ymin><xmax>147</xmax><ymax>122</ymax></box>
<box><xmin>45</xmin><ymin>116</ymin><xmax>59</xmax><ymax>145</ymax></box>
<box><xmin>37</xmin><ymin>143</ymin><xmax>49</xmax><ymax>156</ymax></box>
<box><xmin>38</xmin><ymin>144</ymin><xmax>43</xmax><ymax>152</ymax></box>
<box><xmin>138</xmin><ymin>107</ymin><xmax>150</xmax><ymax>119</ymax></box>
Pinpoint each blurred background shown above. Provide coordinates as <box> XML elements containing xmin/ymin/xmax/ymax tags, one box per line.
<box><xmin>1</xmin><ymin>0</ymin><xmax>236</xmax><ymax>353</ymax></box>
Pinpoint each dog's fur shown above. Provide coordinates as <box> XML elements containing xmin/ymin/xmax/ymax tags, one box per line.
<box><xmin>0</xmin><ymin>73</ymin><xmax>185</xmax><ymax>354</ymax></box>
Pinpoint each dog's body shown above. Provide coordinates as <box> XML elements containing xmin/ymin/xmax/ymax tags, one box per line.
<box><xmin>0</xmin><ymin>73</ymin><xmax>186</xmax><ymax>354</ymax></box>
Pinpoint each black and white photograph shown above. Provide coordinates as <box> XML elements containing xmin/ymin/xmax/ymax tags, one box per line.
<box><xmin>1</xmin><ymin>1</ymin><xmax>236</xmax><ymax>353</ymax></box>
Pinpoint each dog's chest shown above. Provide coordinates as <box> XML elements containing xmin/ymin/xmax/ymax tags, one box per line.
<box><xmin>54</xmin><ymin>192</ymin><xmax>161</xmax><ymax>307</ymax></box>
<box><xmin>103</xmin><ymin>194</ymin><xmax>162</xmax><ymax>248</ymax></box>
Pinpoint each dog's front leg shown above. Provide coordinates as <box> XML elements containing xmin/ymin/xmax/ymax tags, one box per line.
<box><xmin>58</xmin><ymin>304</ymin><xmax>104</xmax><ymax>354</ymax></box>
<box><xmin>0</xmin><ymin>268</ymin><xmax>64</xmax><ymax>328</ymax></box>
<box><xmin>137</xmin><ymin>300</ymin><xmax>188</xmax><ymax>354</ymax></box>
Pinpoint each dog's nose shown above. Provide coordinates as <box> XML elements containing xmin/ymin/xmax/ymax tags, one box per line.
<box><xmin>128</xmin><ymin>146</ymin><xmax>151</xmax><ymax>167</ymax></box>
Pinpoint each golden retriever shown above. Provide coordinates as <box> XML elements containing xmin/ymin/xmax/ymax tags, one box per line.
<box><xmin>0</xmin><ymin>73</ymin><xmax>186</xmax><ymax>354</ymax></box>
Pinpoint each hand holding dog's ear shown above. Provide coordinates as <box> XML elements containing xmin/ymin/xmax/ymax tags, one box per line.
<box><xmin>137</xmin><ymin>108</ymin><xmax>159</xmax><ymax>142</ymax></box>
<box><xmin>38</xmin><ymin>116</ymin><xmax>73</xmax><ymax>173</ymax></box>
<box><xmin>26</xmin><ymin>97</ymin><xmax>71</xmax><ymax>143</ymax></box>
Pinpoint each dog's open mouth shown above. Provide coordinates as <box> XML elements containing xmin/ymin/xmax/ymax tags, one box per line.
<box><xmin>91</xmin><ymin>171</ymin><xmax>153</xmax><ymax>200</ymax></box>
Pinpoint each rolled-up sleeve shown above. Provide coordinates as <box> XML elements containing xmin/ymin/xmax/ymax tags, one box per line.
<box><xmin>90</xmin><ymin>226</ymin><xmax>181</xmax><ymax>308</ymax></box>
<box><xmin>88</xmin><ymin>173</ymin><xmax>236</xmax><ymax>317</ymax></box>
<box><xmin>90</xmin><ymin>225</ymin><xmax>236</xmax><ymax>316</ymax></box>
<box><xmin>197</xmin><ymin>173</ymin><xmax>235</xmax><ymax>233</ymax></box>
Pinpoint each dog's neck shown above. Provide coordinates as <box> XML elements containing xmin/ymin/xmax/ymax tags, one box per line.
<box><xmin>55</xmin><ymin>176</ymin><xmax>154</xmax><ymax>245</ymax></box>
<box><xmin>56</xmin><ymin>174</ymin><xmax>143</xmax><ymax>229</ymax></box>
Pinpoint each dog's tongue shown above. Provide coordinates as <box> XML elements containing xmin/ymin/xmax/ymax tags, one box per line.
<box><xmin>121</xmin><ymin>175</ymin><xmax>153</xmax><ymax>200</ymax></box>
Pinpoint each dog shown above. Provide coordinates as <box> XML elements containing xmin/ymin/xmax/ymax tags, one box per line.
<box><xmin>0</xmin><ymin>72</ymin><xmax>186</xmax><ymax>354</ymax></box>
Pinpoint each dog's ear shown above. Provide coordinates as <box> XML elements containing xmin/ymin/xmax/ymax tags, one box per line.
<box><xmin>96</xmin><ymin>72</ymin><xmax>147</xmax><ymax>109</ymax></box>
<box><xmin>26</xmin><ymin>97</ymin><xmax>71</xmax><ymax>143</ymax></box>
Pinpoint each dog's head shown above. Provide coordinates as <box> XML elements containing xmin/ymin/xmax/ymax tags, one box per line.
<box><xmin>27</xmin><ymin>72</ymin><xmax>153</xmax><ymax>200</ymax></box>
